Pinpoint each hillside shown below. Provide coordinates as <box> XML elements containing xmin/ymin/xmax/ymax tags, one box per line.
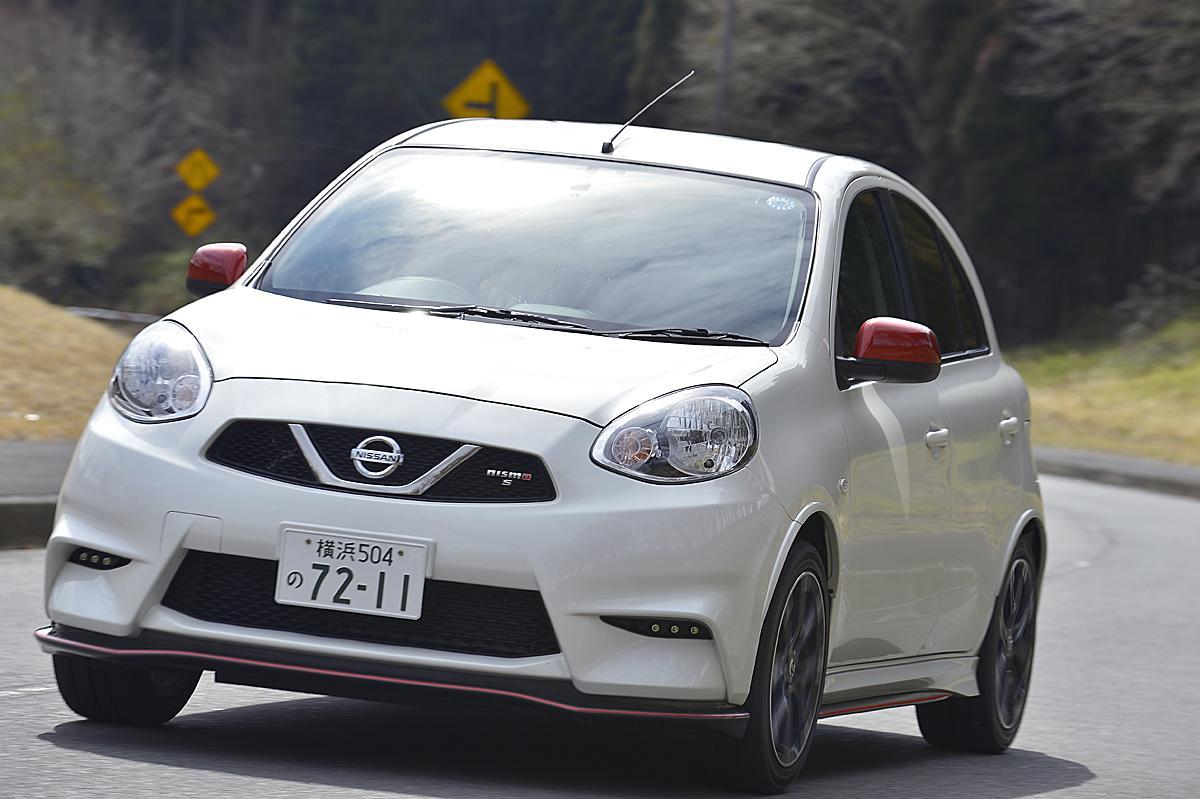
<box><xmin>0</xmin><ymin>287</ymin><xmax>132</xmax><ymax>440</ymax></box>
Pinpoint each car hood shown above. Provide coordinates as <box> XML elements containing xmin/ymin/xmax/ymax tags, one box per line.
<box><xmin>169</xmin><ymin>288</ymin><xmax>778</xmax><ymax>426</ymax></box>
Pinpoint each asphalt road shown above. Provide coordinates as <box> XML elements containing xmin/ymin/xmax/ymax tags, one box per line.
<box><xmin>2</xmin><ymin>474</ymin><xmax>1197</xmax><ymax>798</ymax></box>
<box><xmin>0</xmin><ymin>440</ymin><xmax>74</xmax><ymax>499</ymax></box>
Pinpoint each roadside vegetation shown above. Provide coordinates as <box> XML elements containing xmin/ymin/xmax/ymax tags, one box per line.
<box><xmin>1010</xmin><ymin>313</ymin><xmax>1200</xmax><ymax>466</ymax></box>
<box><xmin>0</xmin><ymin>287</ymin><xmax>130</xmax><ymax>441</ymax></box>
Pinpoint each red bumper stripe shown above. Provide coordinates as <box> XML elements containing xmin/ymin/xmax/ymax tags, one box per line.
<box><xmin>34</xmin><ymin>628</ymin><xmax>750</xmax><ymax>721</ymax></box>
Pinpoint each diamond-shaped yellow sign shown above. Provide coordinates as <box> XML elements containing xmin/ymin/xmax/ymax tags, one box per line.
<box><xmin>171</xmin><ymin>194</ymin><xmax>216</xmax><ymax>237</ymax></box>
<box><xmin>442</xmin><ymin>58</ymin><xmax>530</xmax><ymax>119</ymax></box>
<box><xmin>175</xmin><ymin>148</ymin><xmax>220</xmax><ymax>192</ymax></box>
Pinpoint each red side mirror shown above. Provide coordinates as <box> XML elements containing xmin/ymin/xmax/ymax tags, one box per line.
<box><xmin>839</xmin><ymin>317</ymin><xmax>941</xmax><ymax>385</ymax></box>
<box><xmin>187</xmin><ymin>243</ymin><xmax>248</xmax><ymax>298</ymax></box>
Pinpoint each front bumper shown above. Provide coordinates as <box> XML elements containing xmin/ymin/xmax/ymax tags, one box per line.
<box><xmin>35</xmin><ymin>624</ymin><xmax>749</xmax><ymax>733</ymax></box>
<box><xmin>46</xmin><ymin>379</ymin><xmax>794</xmax><ymax>705</ymax></box>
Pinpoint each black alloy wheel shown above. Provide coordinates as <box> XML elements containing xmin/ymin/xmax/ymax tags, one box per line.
<box><xmin>708</xmin><ymin>541</ymin><xmax>829</xmax><ymax>793</ymax></box>
<box><xmin>995</xmin><ymin>555</ymin><xmax>1037</xmax><ymax>731</ymax></box>
<box><xmin>768</xmin><ymin>569</ymin><xmax>827</xmax><ymax>768</ymax></box>
<box><xmin>916</xmin><ymin>535</ymin><xmax>1039</xmax><ymax>753</ymax></box>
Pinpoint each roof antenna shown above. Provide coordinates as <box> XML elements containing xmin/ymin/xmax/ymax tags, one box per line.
<box><xmin>601</xmin><ymin>69</ymin><xmax>695</xmax><ymax>154</ymax></box>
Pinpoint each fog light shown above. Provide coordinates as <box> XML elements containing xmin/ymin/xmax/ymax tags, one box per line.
<box><xmin>71</xmin><ymin>547</ymin><xmax>130</xmax><ymax>571</ymax></box>
<box><xmin>602</xmin><ymin>616</ymin><xmax>713</xmax><ymax>640</ymax></box>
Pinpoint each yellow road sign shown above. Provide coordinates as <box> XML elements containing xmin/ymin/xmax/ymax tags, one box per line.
<box><xmin>442</xmin><ymin>58</ymin><xmax>530</xmax><ymax>119</ymax></box>
<box><xmin>175</xmin><ymin>148</ymin><xmax>220</xmax><ymax>192</ymax></box>
<box><xmin>171</xmin><ymin>194</ymin><xmax>216</xmax><ymax>237</ymax></box>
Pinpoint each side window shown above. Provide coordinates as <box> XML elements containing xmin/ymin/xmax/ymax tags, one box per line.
<box><xmin>939</xmin><ymin>236</ymin><xmax>987</xmax><ymax>352</ymax></box>
<box><xmin>891</xmin><ymin>194</ymin><xmax>963</xmax><ymax>355</ymax></box>
<box><xmin>834</xmin><ymin>191</ymin><xmax>906</xmax><ymax>357</ymax></box>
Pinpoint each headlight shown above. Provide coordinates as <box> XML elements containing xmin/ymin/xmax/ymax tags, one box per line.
<box><xmin>109</xmin><ymin>321</ymin><xmax>213</xmax><ymax>422</ymax></box>
<box><xmin>591</xmin><ymin>386</ymin><xmax>758</xmax><ymax>483</ymax></box>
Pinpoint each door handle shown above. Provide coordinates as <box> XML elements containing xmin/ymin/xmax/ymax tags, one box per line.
<box><xmin>998</xmin><ymin>416</ymin><xmax>1021</xmax><ymax>445</ymax></box>
<box><xmin>925</xmin><ymin>427</ymin><xmax>950</xmax><ymax>450</ymax></box>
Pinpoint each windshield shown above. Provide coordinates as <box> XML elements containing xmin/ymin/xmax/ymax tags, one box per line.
<box><xmin>261</xmin><ymin>148</ymin><xmax>815</xmax><ymax>344</ymax></box>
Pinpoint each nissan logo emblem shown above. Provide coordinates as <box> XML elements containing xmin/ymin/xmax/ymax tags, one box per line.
<box><xmin>349</xmin><ymin>435</ymin><xmax>404</xmax><ymax>479</ymax></box>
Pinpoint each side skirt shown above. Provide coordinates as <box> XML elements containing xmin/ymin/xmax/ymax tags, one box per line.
<box><xmin>820</xmin><ymin>690</ymin><xmax>950</xmax><ymax>719</ymax></box>
<box><xmin>821</xmin><ymin>653</ymin><xmax>979</xmax><ymax>709</ymax></box>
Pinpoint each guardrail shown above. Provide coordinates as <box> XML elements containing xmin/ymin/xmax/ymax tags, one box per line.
<box><xmin>64</xmin><ymin>307</ymin><xmax>161</xmax><ymax>325</ymax></box>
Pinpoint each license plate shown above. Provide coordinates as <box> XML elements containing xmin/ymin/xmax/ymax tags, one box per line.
<box><xmin>275</xmin><ymin>529</ymin><xmax>427</xmax><ymax>620</ymax></box>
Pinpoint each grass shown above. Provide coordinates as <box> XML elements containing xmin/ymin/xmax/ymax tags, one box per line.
<box><xmin>1008</xmin><ymin>314</ymin><xmax>1200</xmax><ymax>466</ymax></box>
<box><xmin>0</xmin><ymin>285</ymin><xmax>132</xmax><ymax>440</ymax></box>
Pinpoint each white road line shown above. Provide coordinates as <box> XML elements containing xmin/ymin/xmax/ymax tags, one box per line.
<box><xmin>0</xmin><ymin>685</ymin><xmax>56</xmax><ymax>699</ymax></box>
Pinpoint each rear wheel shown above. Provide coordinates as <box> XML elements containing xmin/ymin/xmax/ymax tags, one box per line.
<box><xmin>709</xmin><ymin>542</ymin><xmax>828</xmax><ymax>793</ymax></box>
<box><xmin>917</xmin><ymin>536</ymin><xmax>1039</xmax><ymax>752</ymax></box>
<box><xmin>53</xmin><ymin>654</ymin><xmax>200</xmax><ymax>725</ymax></box>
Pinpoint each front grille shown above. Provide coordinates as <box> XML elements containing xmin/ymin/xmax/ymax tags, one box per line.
<box><xmin>208</xmin><ymin>421</ymin><xmax>315</xmax><ymax>483</ymax></box>
<box><xmin>424</xmin><ymin>447</ymin><xmax>552</xmax><ymax>501</ymax></box>
<box><xmin>206</xmin><ymin>420</ymin><xmax>555</xmax><ymax>502</ymax></box>
<box><xmin>162</xmin><ymin>551</ymin><xmax>561</xmax><ymax>659</ymax></box>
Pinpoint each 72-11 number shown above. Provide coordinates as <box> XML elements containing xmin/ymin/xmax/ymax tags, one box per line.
<box><xmin>308</xmin><ymin>563</ymin><xmax>411</xmax><ymax>612</ymax></box>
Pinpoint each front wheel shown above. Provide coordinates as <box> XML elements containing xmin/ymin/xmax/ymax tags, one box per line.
<box><xmin>917</xmin><ymin>536</ymin><xmax>1039</xmax><ymax>752</ymax></box>
<box><xmin>709</xmin><ymin>542</ymin><xmax>829</xmax><ymax>794</ymax></box>
<box><xmin>53</xmin><ymin>654</ymin><xmax>200</xmax><ymax>725</ymax></box>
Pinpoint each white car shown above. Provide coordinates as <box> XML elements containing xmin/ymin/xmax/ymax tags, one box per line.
<box><xmin>38</xmin><ymin>120</ymin><xmax>1044</xmax><ymax>793</ymax></box>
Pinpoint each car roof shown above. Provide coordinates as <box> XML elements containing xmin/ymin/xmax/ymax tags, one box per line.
<box><xmin>395</xmin><ymin>118</ymin><xmax>838</xmax><ymax>190</ymax></box>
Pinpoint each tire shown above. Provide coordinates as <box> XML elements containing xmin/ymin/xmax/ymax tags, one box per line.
<box><xmin>53</xmin><ymin>654</ymin><xmax>201</xmax><ymax>726</ymax></box>
<box><xmin>917</xmin><ymin>535</ymin><xmax>1039</xmax><ymax>753</ymax></box>
<box><xmin>709</xmin><ymin>542</ymin><xmax>829</xmax><ymax>794</ymax></box>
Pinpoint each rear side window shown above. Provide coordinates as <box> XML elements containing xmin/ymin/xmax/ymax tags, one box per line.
<box><xmin>939</xmin><ymin>237</ymin><xmax>986</xmax><ymax>352</ymax></box>
<box><xmin>834</xmin><ymin>192</ymin><xmax>906</xmax><ymax>357</ymax></box>
<box><xmin>892</xmin><ymin>195</ymin><xmax>962</xmax><ymax>354</ymax></box>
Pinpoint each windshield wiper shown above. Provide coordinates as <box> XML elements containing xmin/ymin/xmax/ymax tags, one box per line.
<box><xmin>324</xmin><ymin>298</ymin><xmax>590</xmax><ymax>330</ymax></box>
<box><xmin>325</xmin><ymin>298</ymin><xmax>431</xmax><ymax>312</ymax></box>
<box><xmin>606</xmin><ymin>327</ymin><xmax>767</xmax><ymax>345</ymax></box>
<box><xmin>325</xmin><ymin>299</ymin><xmax>759</xmax><ymax>342</ymax></box>
<box><xmin>422</xmin><ymin>304</ymin><xmax>591</xmax><ymax>330</ymax></box>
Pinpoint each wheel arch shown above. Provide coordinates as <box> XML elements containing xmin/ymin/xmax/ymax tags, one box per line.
<box><xmin>797</xmin><ymin>510</ymin><xmax>839</xmax><ymax>597</ymax></box>
<box><xmin>998</xmin><ymin>509</ymin><xmax>1047</xmax><ymax>594</ymax></box>
<box><xmin>764</xmin><ymin>503</ymin><xmax>840</xmax><ymax>610</ymax></box>
<box><xmin>730</xmin><ymin>501</ymin><xmax>840</xmax><ymax>706</ymax></box>
<box><xmin>1023</xmin><ymin>517</ymin><xmax>1046</xmax><ymax>581</ymax></box>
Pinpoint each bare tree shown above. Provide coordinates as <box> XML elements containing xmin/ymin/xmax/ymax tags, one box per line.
<box><xmin>0</xmin><ymin>3</ymin><xmax>186</xmax><ymax>295</ymax></box>
<box><xmin>0</xmin><ymin>2</ymin><xmax>292</xmax><ymax>306</ymax></box>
